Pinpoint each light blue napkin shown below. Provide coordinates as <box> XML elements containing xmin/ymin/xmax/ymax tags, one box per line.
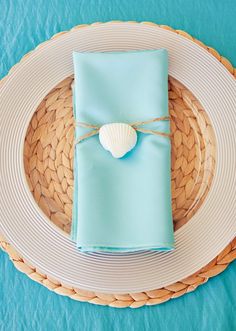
<box><xmin>71</xmin><ymin>49</ymin><xmax>174</xmax><ymax>252</ymax></box>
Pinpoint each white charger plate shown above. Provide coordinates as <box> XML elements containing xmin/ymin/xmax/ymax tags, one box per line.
<box><xmin>0</xmin><ymin>22</ymin><xmax>235</xmax><ymax>293</ymax></box>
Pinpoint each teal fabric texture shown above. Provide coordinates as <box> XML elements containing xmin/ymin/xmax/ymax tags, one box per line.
<box><xmin>0</xmin><ymin>0</ymin><xmax>235</xmax><ymax>330</ymax></box>
<box><xmin>71</xmin><ymin>50</ymin><xmax>174</xmax><ymax>252</ymax></box>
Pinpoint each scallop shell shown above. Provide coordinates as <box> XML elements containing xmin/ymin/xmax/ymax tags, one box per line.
<box><xmin>99</xmin><ymin>123</ymin><xmax>137</xmax><ymax>158</ymax></box>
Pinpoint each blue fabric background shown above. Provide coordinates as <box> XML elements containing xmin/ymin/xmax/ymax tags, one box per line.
<box><xmin>0</xmin><ymin>0</ymin><xmax>235</xmax><ymax>330</ymax></box>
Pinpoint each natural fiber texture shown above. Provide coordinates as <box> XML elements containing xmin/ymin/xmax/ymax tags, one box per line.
<box><xmin>75</xmin><ymin>116</ymin><xmax>171</xmax><ymax>144</ymax></box>
<box><xmin>23</xmin><ymin>75</ymin><xmax>216</xmax><ymax>233</ymax></box>
<box><xmin>1</xmin><ymin>21</ymin><xmax>236</xmax><ymax>308</ymax></box>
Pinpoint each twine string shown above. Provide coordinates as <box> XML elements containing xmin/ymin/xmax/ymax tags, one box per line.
<box><xmin>130</xmin><ymin>116</ymin><xmax>170</xmax><ymax>127</ymax></box>
<box><xmin>75</xmin><ymin>116</ymin><xmax>171</xmax><ymax>144</ymax></box>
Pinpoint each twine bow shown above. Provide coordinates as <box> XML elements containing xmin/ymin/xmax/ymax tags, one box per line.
<box><xmin>75</xmin><ymin>116</ymin><xmax>171</xmax><ymax>144</ymax></box>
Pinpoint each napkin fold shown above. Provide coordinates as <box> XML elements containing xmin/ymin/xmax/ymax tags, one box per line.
<box><xmin>71</xmin><ymin>49</ymin><xmax>174</xmax><ymax>252</ymax></box>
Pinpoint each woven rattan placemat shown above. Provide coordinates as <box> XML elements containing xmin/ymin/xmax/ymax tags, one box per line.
<box><xmin>0</xmin><ymin>22</ymin><xmax>235</xmax><ymax>308</ymax></box>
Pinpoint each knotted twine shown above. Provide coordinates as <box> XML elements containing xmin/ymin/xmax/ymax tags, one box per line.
<box><xmin>75</xmin><ymin>116</ymin><xmax>171</xmax><ymax>144</ymax></box>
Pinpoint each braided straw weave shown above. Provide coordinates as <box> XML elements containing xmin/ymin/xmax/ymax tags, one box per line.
<box><xmin>1</xmin><ymin>22</ymin><xmax>236</xmax><ymax>308</ymax></box>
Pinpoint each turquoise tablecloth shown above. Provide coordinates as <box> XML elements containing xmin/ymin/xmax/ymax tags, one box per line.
<box><xmin>0</xmin><ymin>1</ymin><xmax>235</xmax><ymax>330</ymax></box>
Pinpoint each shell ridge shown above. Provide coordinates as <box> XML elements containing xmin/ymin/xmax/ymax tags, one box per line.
<box><xmin>98</xmin><ymin>123</ymin><xmax>137</xmax><ymax>158</ymax></box>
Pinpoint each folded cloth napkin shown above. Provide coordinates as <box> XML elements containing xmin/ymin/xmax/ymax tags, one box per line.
<box><xmin>71</xmin><ymin>49</ymin><xmax>174</xmax><ymax>252</ymax></box>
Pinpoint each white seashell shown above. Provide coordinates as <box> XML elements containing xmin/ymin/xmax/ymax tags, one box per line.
<box><xmin>99</xmin><ymin>123</ymin><xmax>137</xmax><ymax>158</ymax></box>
